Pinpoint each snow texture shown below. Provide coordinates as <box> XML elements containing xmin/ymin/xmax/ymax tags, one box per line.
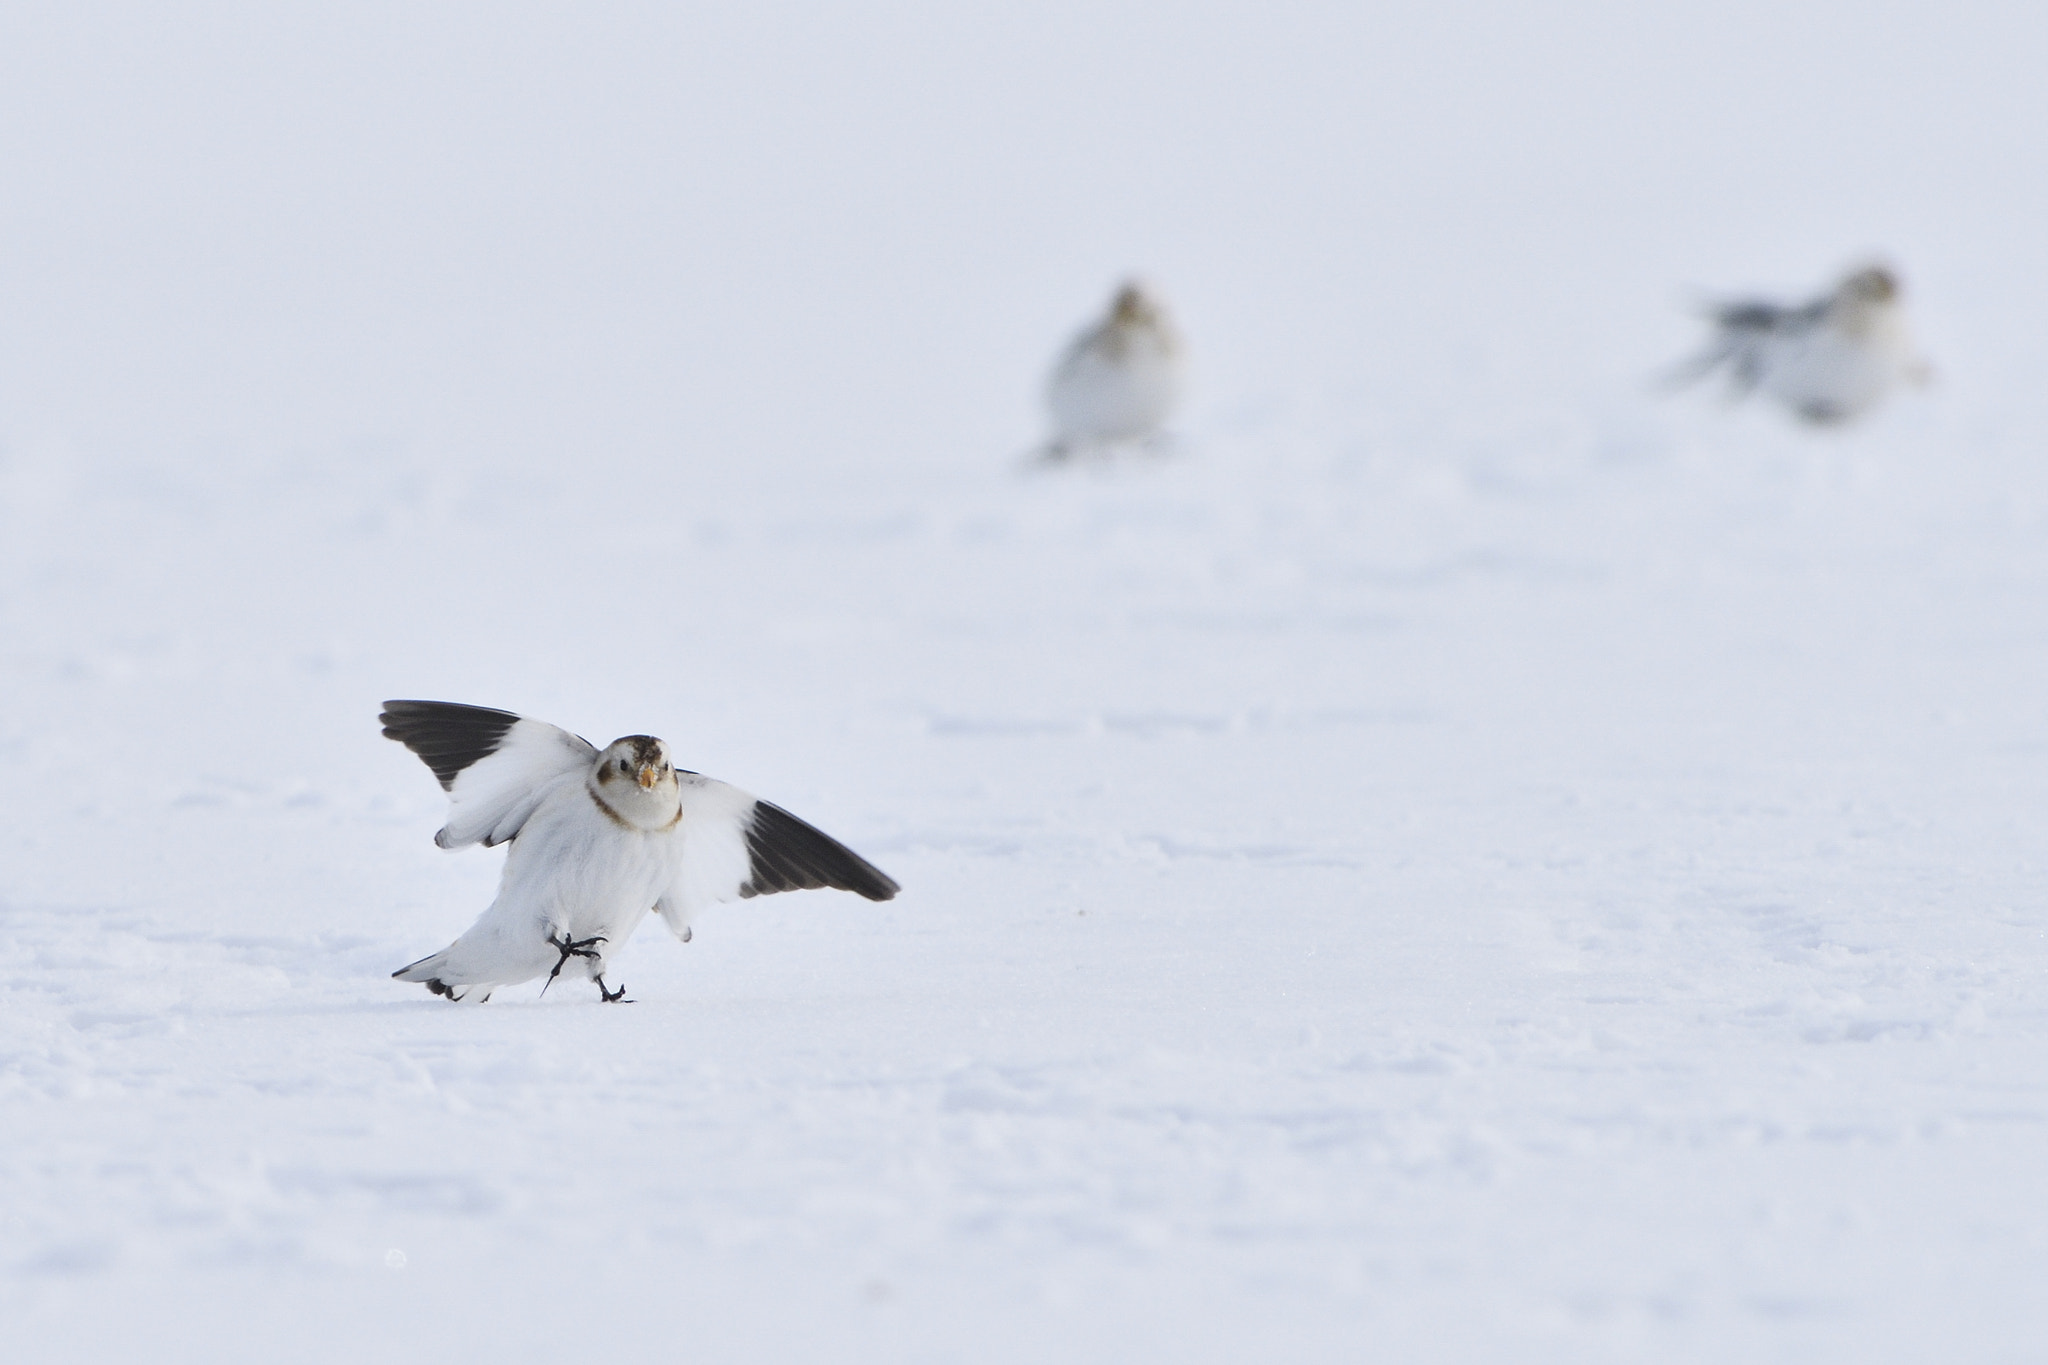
<box><xmin>4</xmin><ymin>2</ymin><xmax>2048</xmax><ymax>1361</ymax></box>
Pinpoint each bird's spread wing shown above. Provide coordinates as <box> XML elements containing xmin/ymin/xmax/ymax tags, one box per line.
<box><xmin>1710</xmin><ymin>300</ymin><xmax>1789</xmax><ymax>333</ymax></box>
<box><xmin>380</xmin><ymin>700</ymin><xmax>598</xmax><ymax>848</ymax></box>
<box><xmin>741</xmin><ymin>799</ymin><xmax>901</xmax><ymax>901</ymax></box>
<box><xmin>655</xmin><ymin>773</ymin><xmax>899</xmax><ymax>938</ymax></box>
<box><xmin>1661</xmin><ymin>298</ymin><xmax>1791</xmax><ymax>394</ymax></box>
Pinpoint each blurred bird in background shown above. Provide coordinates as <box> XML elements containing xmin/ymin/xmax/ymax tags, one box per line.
<box><xmin>1041</xmin><ymin>280</ymin><xmax>1185</xmax><ymax>459</ymax></box>
<box><xmin>1670</xmin><ymin>262</ymin><xmax>1931</xmax><ymax>425</ymax></box>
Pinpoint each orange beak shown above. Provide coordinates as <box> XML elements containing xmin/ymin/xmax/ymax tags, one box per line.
<box><xmin>637</xmin><ymin>764</ymin><xmax>659</xmax><ymax>790</ymax></box>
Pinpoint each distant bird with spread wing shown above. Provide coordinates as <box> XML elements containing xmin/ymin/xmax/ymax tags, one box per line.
<box><xmin>1669</xmin><ymin>262</ymin><xmax>1930</xmax><ymax>425</ymax></box>
<box><xmin>381</xmin><ymin>700</ymin><xmax>898</xmax><ymax>1002</ymax></box>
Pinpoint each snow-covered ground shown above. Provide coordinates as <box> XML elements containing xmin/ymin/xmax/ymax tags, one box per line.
<box><xmin>5</xmin><ymin>3</ymin><xmax>2048</xmax><ymax>1361</ymax></box>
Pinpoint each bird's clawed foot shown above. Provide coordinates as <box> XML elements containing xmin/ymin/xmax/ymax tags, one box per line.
<box><xmin>541</xmin><ymin>931</ymin><xmax>608</xmax><ymax>995</ymax></box>
<box><xmin>597</xmin><ymin>977</ymin><xmax>632</xmax><ymax>1004</ymax></box>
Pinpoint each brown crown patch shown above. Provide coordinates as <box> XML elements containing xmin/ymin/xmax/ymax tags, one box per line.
<box><xmin>612</xmin><ymin>735</ymin><xmax>666</xmax><ymax>765</ymax></box>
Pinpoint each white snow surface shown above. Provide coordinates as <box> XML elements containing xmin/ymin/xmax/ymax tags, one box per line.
<box><xmin>5</xmin><ymin>3</ymin><xmax>2048</xmax><ymax>1361</ymax></box>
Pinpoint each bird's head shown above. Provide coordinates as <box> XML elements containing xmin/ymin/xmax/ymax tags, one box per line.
<box><xmin>590</xmin><ymin>734</ymin><xmax>681</xmax><ymax>827</ymax></box>
<box><xmin>1838</xmin><ymin>264</ymin><xmax>1900</xmax><ymax>308</ymax></box>
<box><xmin>1111</xmin><ymin>280</ymin><xmax>1163</xmax><ymax>327</ymax></box>
<box><xmin>1829</xmin><ymin>263</ymin><xmax>1914</xmax><ymax>349</ymax></box>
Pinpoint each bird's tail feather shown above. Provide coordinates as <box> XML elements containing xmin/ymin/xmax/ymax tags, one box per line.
<box><xmin>391</xmin><ymin>950</ymin><xmax>449</xmax><ymax>982</ymax></box>
<box><xmin>391</xmin><ymin>948</ymin><xmax>491</xmax><ymax>1000</ymax></box>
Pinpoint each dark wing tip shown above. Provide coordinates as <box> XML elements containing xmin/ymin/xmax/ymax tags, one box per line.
<box><xmin>378</xmin><ymin>700</ymin><xmax>523</xmax><ymax>790</ymax></box>
<box><xmin>740</xmin><ymin>801</ymin><xmax>900</xmax><ymax>902</ymax></box>
<box><xmin>1709</xmin><ymin>301</ymin><xmax>1781</xmax><ymax>330</ymax></box>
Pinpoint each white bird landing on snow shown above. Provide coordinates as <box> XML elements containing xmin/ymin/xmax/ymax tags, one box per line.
<box><xmin>1669</xmin><ymin>262</ymin><xmax>1931</xmax><ymax>425</ymax></box>
<box><xmin>1041</xmin><ymin>280</ymin><xmax>1184</xmax><ymax>460</ymax></box>
<box><xmin>382</xmin><ymin>700</ymin><xmax>899</xmax><ymax>1002</ymax></box>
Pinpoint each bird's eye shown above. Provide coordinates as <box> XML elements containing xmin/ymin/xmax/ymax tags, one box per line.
<box><xmin>618</xmin><ymin>760</ymin><xmax>630</xmax><ymax>774</ymax></box>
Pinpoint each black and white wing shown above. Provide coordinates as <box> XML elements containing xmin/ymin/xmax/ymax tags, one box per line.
<box><xmin>655</xmin><ymin>772</ymin><xmax>899</xmax><ymax>939</ymax></box>
<box><xmin>379</xmin><ymin>700</ymin><xmax>598</xmax><ymax>849</ymax></box>
<box><xmin>1662</xmin><ymin>297</ymin><xmax>1779</xmax><ymax>393</ymax></box>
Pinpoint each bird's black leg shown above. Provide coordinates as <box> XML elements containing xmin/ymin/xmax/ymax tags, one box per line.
<box><xmin>596</xmin><ymin>976</ymin><xmax>631</xmax><ymax>1004</ymax></box>
<box><xmin>540</xmin><ymin>932</ymin><xmax>607</xmax><ymax>996</ymax></box>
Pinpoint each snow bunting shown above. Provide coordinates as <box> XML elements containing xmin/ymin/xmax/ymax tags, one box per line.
<box><xmin>381</xmin><ymin>700</ymin><xmax>899</xmax><ymax>1002</ymax></box>
<box><xmin>1042</xmin><ymin>280</ymin><xmax>1184</xmax><ymax>458</ymax></box>
<box><xmin>1671</xmin><ymin>262</ymin><xmax>1930</xmax><ymax>425</ymax></box>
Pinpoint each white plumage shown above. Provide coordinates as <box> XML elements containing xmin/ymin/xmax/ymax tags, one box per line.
<box><xmin>1673</xmin><ymin>263</ymin><xmax>1930</xmax><ymax>425</ymax></box>
<box><xmin>1043</xmin><ymin>280</ymin><xmax>1184</xmax><ymax>458</ymax></box>
<box><xmin>381</xmin><ymin>701</ymin><xmax>898</xmax><ymax>1002</ymax></box>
